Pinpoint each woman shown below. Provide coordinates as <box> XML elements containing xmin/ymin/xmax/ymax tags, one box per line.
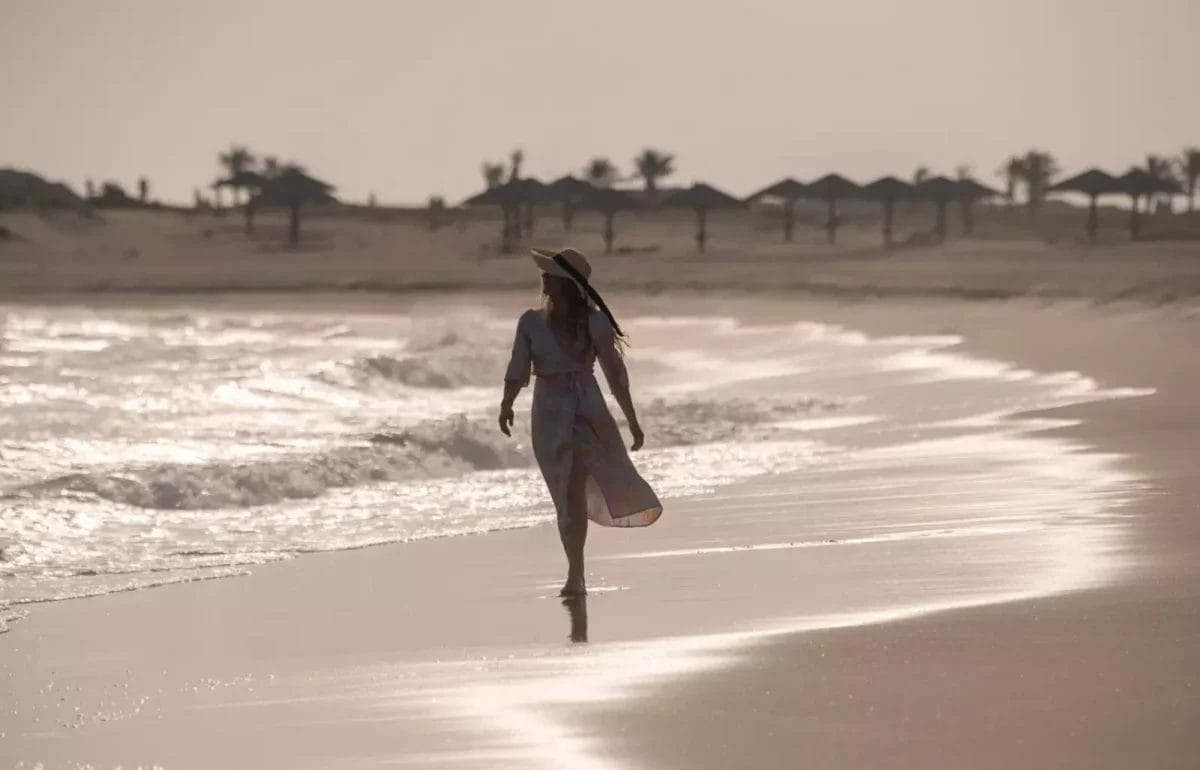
<box><xmin>499</xmin><ymin>248</ymin><xmax>662</xmax><ymax>597</ymax></box>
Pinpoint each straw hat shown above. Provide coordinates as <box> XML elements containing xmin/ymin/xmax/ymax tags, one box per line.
<box><xmin>530</xmin><ymin>247</ymin><xmax>592</xmax><ymax>282</ymax></box>
<box><xmin>531</xmin><ymin>247</ymin><xmax>626</xmax><ymax>338</ymax></box>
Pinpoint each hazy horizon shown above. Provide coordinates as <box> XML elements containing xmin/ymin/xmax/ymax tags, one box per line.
<box><xmin>4</xmin><ymin>0</ymin><xmax>1198</xmax><ymax>206</ymax></box>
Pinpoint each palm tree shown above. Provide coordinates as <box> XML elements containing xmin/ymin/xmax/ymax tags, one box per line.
<box><xmin>508</xmin><ymin>148</ymin><xmax>524</xmax><ymax>183</ymax></box>
<box><xmin>1179</xmin><ymin>148</ymin><xmax>1200</xmax><ymax>212</ymax></box>
<box><xmin>263</xmin><ymin>156</ymin><xmax>282</xmax><ymax>179</ymax></box>
<box><xmin>1020</xmin><ymin>150</ymin><xmax>1059</xmax><ymax>216</ymax></box>
<box><xmin>218</xmin><ymin>145</ymin><xmax>256</xmax><ymax>205</ymax></box>
<box><xmin>1145</xmin><ymin>154</ymin><xmax>1177</xmax><ymax>212</ymax></box>
<box><xmin>633</xmin><ymin>149</ymin><xmax>675</xmax><ymax>194</ymax></box>
<box><xmin>584</xmin><ymin>158</ymin><xmax>617</xmax><ymax>188</ymax></box>
<box><xmin>1116</xmin><ymin>168</ymin><xmax>1180</xmax><ymax>240</ymax></box>
<box><xmin>481</xmin><ymin>162</ymin><xmax>506</xmax><ymax>189</ymax></box>
<box><xmin>998</xmin><ymin>156</ymin><xmax>1024</xmax><ymax>208</ymax></box>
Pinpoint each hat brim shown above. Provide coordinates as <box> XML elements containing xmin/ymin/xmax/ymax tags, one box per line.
<box><xmin>530</xmin><ymin>248</ymin><xmax>574</xmax><ymax>280</ymax></box>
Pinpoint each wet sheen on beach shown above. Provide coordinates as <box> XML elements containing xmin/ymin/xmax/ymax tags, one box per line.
<box><xmin>0</xmin><ymin>293</ymin><xmax>1150</xmax><ymax>768</ymax></box>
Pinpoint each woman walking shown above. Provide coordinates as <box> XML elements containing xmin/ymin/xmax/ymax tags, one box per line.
<box><xmin>499</xmin><ymin>248</ymin><xmax>662</xmax><ymax>596</ymax></box>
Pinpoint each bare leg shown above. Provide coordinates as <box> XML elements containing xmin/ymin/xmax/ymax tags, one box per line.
<box><xmin>559</xmin><ymin>454</ymin><xmax>589</xmax><ymax>596</ymax></box>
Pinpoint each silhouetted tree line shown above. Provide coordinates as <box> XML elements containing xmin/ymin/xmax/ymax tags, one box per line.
<box><xmin>208</xmin><ymin>144</ymin><xmax>336</xmax><ymax>245</ymax></box>
<box><xmin>464</xmin><ymin>145</ymin><xmax>1198</xmax><ymax>252</ymax></box>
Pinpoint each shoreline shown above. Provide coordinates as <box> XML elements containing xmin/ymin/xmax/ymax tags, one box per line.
<box><xmin>0</xmin><ymin>293</ymin><xmax>1196</xmax><ymax>768</ymax></box>
<box><xmin>592</xmin><ymin>296</ymin><xmax>1199</xmax><ymax>770</ymax></box>
<box><xmin>0</xmin><ymin>277</ymin><xmax>1194</xmax><ymax>304</ymax></box>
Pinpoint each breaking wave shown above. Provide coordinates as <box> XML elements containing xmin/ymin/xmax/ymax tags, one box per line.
<box><xmin>10</xmin><ymin>417</ymin><xmax>528</xmax><ymax>510</ymax></box>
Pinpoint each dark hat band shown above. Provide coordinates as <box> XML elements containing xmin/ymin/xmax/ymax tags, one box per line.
<box><xmin>552</xmin><ymin>253</ymin><xmax>624</xmax><ymax>338</ymax></box>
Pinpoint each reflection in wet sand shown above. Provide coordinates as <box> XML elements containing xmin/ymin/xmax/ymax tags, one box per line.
<box><xmin>563</xmin><ymin>597</ymin><xmax>588</xmax><ymax>643</ymax></box>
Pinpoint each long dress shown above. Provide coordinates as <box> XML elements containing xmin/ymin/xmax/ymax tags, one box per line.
<box><xmin>504</xmin><ymin>307</ymin><xmax>662</xmax><ymax>530</ymax></box>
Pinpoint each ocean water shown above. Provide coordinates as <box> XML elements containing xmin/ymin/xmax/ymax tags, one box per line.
<box><xmin>0</xmin><ymin>298</ymin><xmax>1146</xmax><ymax>632</ymax></box>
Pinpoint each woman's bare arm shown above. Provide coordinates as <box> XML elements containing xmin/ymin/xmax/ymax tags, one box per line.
<box><xmin>498</xmin><ymin>380</ymin><xmax>522</xmax><ymax>436</ymax></box>
<box><xmin>610</xmin><ymin>383</ymin><xmax>644</xmax><ymax>451</ymax></box>
<box><xmin>593</xmin><ymin>316</ymin><xmax>645</xmax><ymax>451</ymax></box>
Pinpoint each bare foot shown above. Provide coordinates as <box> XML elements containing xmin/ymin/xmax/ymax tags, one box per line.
<box><xmin>559</xmin><ymin>577</ymin><xmax>586</xmax><ymax>597</ymax></box>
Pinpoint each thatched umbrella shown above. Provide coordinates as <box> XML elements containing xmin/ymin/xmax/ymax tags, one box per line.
<box><xmin>257</xmin><ymin>169</ymin><xmax>335</xmax><ymax>246</ymax></box>
<box><xmin>915</xmin><ymin>176</ymin><xmax>959</xmax><ymax>241</ymax></box>
<box><xmin>217</xmin><ymin>170</ymin><xmax>267</xmax><ymax>233</ymax></box>
<box><xmin>546</xmin><ymin>175</ymin><xmax>595</xmax><ymax>233</ymax></box>
<box><xmin>578</xmin><ymin>187</ymin><xmax>639</xmax><ymax>254</ymax></box>
<box><xmin>464</xmin><ymin>182</ymin><xmax>516</xmax><ymax>252</ymax></box>
<box><xmin>860</xmin><ymin>176</ymin><xmax>913</xmax><ymax>245</ymax></box>
<box><xmin>802</xmin><ymin>174</ymin><xmax>862</xmax><ymax>244</ymax></box>
<box><xmin>1049</xmin><ymin>169</ymin><xmax>1121</xmax><ymax>241</ymax></box>
<box><xmin>956</xmin><ymin>178</ymin><xmax>1000</xmax><ymax>235</ymax></box>
<box><xmin>661</xmin><ymin>183</ymin><xmax>742</xmax><ymax>253</ymax></box>
<box><xmin>515</xmin><ymin>178</ymin><xmax>551</xmax><ymax>239</ymax></box>
<box><xmin>1116</xmin><ymin>168</ymin><xmax>1183</xmax><ymax>240</ymax></box>
<box><xmin>464</xmin><ymin>177</ymin><xmax>550</xmax><ymax>252</ymax></box>
<box><xmin>745</xmin><ymin>178</ymin><xmax>808</xmax><ymax>242</ymax></box>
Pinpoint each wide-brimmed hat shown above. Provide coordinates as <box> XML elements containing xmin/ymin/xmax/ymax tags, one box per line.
<box><xmin>529</xmin><ymin>247</ymin><xmax>626</xmax><ymax>339</ymax></box>
<box><xmin>531</xmin><ymin>247</ymin><xmax>592</xmax><ymax>282</ymax></box>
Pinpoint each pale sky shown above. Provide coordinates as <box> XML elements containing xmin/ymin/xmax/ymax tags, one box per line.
<box><xmin>3</xmin><ymin>0</ymin><xmax>1197</xmax><ymax>205</ymax></box>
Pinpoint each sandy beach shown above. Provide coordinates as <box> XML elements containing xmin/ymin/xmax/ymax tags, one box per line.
<box><xmin>601</xmin><ymin>297</ymin><xmax>1200</xmax><ymax>770</ymax></box>
<box><xmin>4</xmin><ymin>207</ymin><xmax>1200</xmax><ymax>302</ymax></box>
<box><xmin>7</xmin><ymin>1</ymin><xmax>1200</xmax><ymax>765</ymax></box>
<box><xmin>1</xmin><ymin>276</ymin><xmax>1197</xmax><ymax>768</ymax></box>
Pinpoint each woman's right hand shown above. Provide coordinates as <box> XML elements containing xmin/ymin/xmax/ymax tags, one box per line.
<box><xmin>629</xmin><ymin>422</ymin><xmax>645</xmax><ymax>451</ymax></box>
<box><xmin>498</xmin><ymin>403</ymin><xmax>515</xmax><ymax>437</ymax></box>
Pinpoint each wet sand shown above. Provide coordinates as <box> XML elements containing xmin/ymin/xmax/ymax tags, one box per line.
<box><xmin>593</xmin><ymin>298</ymin><xmax>1200</xmax><ymax>770</ymax></box>
<box><xmin>1</xmin><ymin>294</ymin><xmax>1198</xmax><ymax>769</ymax></box>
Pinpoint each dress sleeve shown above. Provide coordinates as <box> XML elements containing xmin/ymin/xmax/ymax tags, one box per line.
<box><xmin>591</xmin><ymin>312</ymin><xmax>629</xmax><ymax>392</ymax></box>
<box><xmin>504</xmin><ymin>312</ymin><xmax>533</xmax><ymax>386</ymax></box>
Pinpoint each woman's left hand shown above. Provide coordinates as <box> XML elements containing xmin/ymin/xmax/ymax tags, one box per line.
<box><xmin>629</xmin><ymin>422</ymin><xmax>645</xmax><ymax>452</ymax></box>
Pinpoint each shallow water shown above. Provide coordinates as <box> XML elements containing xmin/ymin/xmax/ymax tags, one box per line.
<box><xmin>0</xmin><ymin>298</ymin><xmax>1146</xmax><ymax>633</ymax></box>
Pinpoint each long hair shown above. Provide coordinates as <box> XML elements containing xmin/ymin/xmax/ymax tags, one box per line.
<box><xmin>541</xmin><ymin>276</ymin><xmax>628</xmax><ymax>355</ymax></box>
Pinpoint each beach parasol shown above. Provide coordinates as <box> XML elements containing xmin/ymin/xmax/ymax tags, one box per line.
<box><xmin>661</xmin><ymin>183</ymin><xmax>742</xmax><ymax>253</ymax></box>
<box><xmin>1049</xmin><ymin>169</ymin><xmax>1121</xmax><ymax>241</ymax></box>
<box><xmin>1115</xmin><ymin>168</ymin><xmax>1183</xmax><ymax>240</ymax></box>
<box><xmin>578</xmin><ymin>186</ymin><xmax>639</xmax><ymax>254</ymax></box>
<box><xmin>216</xmin><ymin>170</ymin><xmax>267</xmax><ymax>233</ymax></box>
<box><xmin>801</xmin><ymin>174</ymin><xmax>862</xmax><ymax>244</ymax></box>
<box><xmin>257</xmin><ymin>169</ymin><xmax>336</xmax><ymax>246</ymax></box>
<box><xmin>546</xmin><ymin>175</ymin><xmax>595</xmax><ymax>233</ymax></box>
<box><xmin>745</xmin><ymin>178</ymin><xmax>808</xmax><ymax>242</ymax></box>
<box><xmin>915</xmin><ymin>176</ymin><xmax>959</xmax><ymax>241</ymax></box>
<box><xmin>956</xmin><ymin>178</ymin><xmax>1000</xmax><ymax>235</ymax></box>
<box><xmin>464</xmin><ymin>177</ymin><xmax>551</xmax><ymax>252</ymax></box>
<box><xmin>860</xmin><ymin>176</ymin><xmax>913</xmax><ymax>245</ymax></box>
